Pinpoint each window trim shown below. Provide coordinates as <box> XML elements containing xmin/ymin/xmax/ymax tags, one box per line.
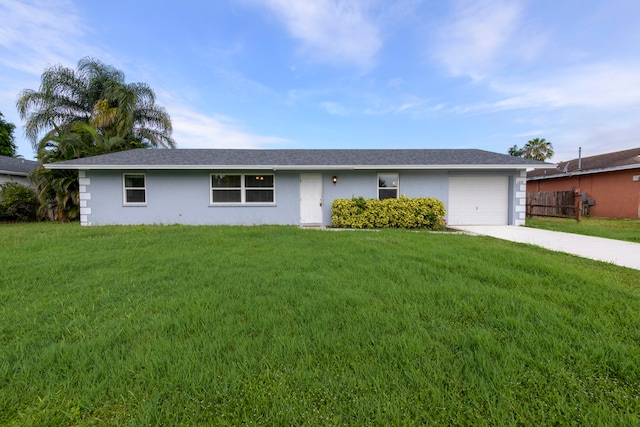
<box><xmin>377</xmin><ymin>173</ymin><xmax>399</xmax><ymax>200</ymax></box>
<box><xmin>123</xmin><ymin>173</ymin><xmax>147</xmax><ymax>206</ymax></box>
<box><xmin>210</xmin><ymin>173</ymin><xmax>276</xmax><ymax>205</ymax></box>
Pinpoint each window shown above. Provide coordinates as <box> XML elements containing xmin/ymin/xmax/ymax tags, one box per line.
<box><xmin>123</xmin><ymin>174</ymin><xmax>146</xmax><ymax>205</ymax></box>
<box><xmin>245</xmin><ymin>174</ymin><xmax>274</xmax><ymax>202</ymax></box>
<box><xmin>378</xmin><ymin>173</ymin><xmax>398</xmax><ymax>200</ymax></box>
<box><xmin>211</xmin><ymin>174</ymin><xmax>241</xmax><ymax>203</ymax></box>
<box><xmin>211</xmin><ymin>174</ymin><xmax>274</xmax><ymax>204</ymax></box>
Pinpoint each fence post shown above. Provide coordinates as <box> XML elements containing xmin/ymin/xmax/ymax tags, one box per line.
<box><xmin>574</xmin><ymin>189</ymin><xmax>582</xmax><ymax>223</ymax></box>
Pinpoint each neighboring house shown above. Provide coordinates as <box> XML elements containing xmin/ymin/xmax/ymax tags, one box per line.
<box><xmin>527</xmin><ymin>147</ymin><xmax>640</xmax><ymax>219</ymax></box>
<box><xmin>45</xmin><ymin>148</ymin><xmax>548</xmax><ymax>227</ymax></box>
<box><xmin>0</xmin><ymin>155</ymin><xmax>38</xmax><ymax>186</ymax></box>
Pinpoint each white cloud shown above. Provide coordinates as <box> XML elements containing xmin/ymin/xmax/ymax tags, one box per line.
<box><xmin>167</xmin><ymin>102</ymin><xmax>292</xmax><ymax>149</ymax></box>
<box><xmin>0</xmin><ymin>0</ymin><xmax>292</xmax><ymax>154</ymax></box>
<box><xmin>0</xmin><ymin>0</ymin><xmax>90</xmax><ymax>75</ymax></box>
<box><xmin>428</xmin><ymin>0</ymin><xmax>640</xmax><ymax>161</ymax></box>
<box><xmin>243</xmin><ymin>0</ymin><xmax>382</xmax><ymax>68</ymax></box>
<box><xmin>320</xmin><ymin>101</ymin><xmax>351</xmax><ymax>116</ymax></box>
<box><xmin>432</xmin><ymin>0</ymin><xmax>531</xmax><ymax>79</ymax></box>
<box><xmin>363</xmin><ymin>98</ymin><xmax>443</xmax><ymax>116</ymax></box>
<box><xmin>286</xmin><ymin>88</ymin><xmax>331</xmax><ymax>106</ymax></box>
<box><xmin>513</xmin><ymin>130</ymin><xmax>547</xmax><ymax>138</ymax></box>
<box><xmin>443</xmin><ymin>62</ymin><xmax>640</xmax><ymax>117</ymax></box>
<box><xmin>577</xmin><ymin>123</ymin><xmax>640</xmax><ymax>157</ymax></box>
<box><xmin>490</xmin><ymin>63</ymin><xmax>640</xmax><ymax>110</ymax></box>
<box><xmin>0</xmin><ymin>0</ymin><xmax>101</xmax><ymax>157</ymax></box>
<box><xmin>549</xmin><ymin>120</ymin><xmax>640</xmax><ymax>162</ymax></box>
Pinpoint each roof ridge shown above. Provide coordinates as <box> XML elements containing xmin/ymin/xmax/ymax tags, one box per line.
<box><xmin>527</xmin><ymin>147</ymin><xmax>640</xmax><ymax>179</ymax></box>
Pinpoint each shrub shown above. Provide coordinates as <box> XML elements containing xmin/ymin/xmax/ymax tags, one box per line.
<box><xmin>0</xmin><ymin>182</ymin><xmax>39</xmax><ymax>222</ymax></box>
<box><xmin>331</xmin><ymin>195</ymin><xmax>446</xmax><ymax>229</ymax></box>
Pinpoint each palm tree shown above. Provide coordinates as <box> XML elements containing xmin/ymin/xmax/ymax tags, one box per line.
<box><xmin>18</xmin><ymin>57</ymin><xmax>174</xmax><ymax>221</ymax></box>
<box><xmin>17</xmin><ymin>57</ymin><xmax>175</xmax><ymax>150</ymax></box>
<box><xmin>31</xmin><ymin>122</ymin><xmax>149</xmax><ymax>221</ymax></box>
<box><xmin>508</xmin><ymin>144</ymin><xmax>524</xmax><ymax>157</ymax></box>
<box><xmin>30</xmin><ymin>167</ymin><xmax>79</xmax><ymax>222</ymax></box>
<box><xmin>523</xmin><ymin>138</ymin><xmax>554</xmax><ymax>161</ymax></box>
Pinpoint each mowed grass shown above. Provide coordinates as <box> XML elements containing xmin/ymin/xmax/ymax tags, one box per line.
<box><xmin>526</xmin><ymin>216</ymin><xmax>640</xmax><ymax>243</ymax></box>
<box><xmin>1</xmin><ymin>223</ymin><xmax>639</xmax><ymax>426</ymax></box>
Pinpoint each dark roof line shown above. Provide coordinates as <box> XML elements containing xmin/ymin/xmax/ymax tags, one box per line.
<box><xmin>45</xmin><ymin>148</ymin><xmax>550</xmax><ymax>170</ymax></box>
<box><xmin>528</xmin><ymin>147</ymin><xmax>640</xmax><ymax>180</ymax></box>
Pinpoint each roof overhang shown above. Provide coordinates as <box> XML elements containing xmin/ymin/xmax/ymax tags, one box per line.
<box><xmin>44</xmin><ymin>163</ymin><xmax>544</xmax><ymax>171</ymax></box>
<box><xmin>0</xmin><ymin>170</ymin><xmax>30</xmax><ymax>176</ymax></box>
<box><xmin>528</xmin><ymin>163</ymin><xmax>640</xmax><ymax>181</ymax></box>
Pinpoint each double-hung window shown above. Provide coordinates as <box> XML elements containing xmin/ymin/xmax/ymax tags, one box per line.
<box><xmin>123</xmin><ymin>173</ymin><xmax>146</xmax><ymax>205</ymax></box>
<box><xmin>211</xmin><ymin>174</ymin><xmax>274</xmax><ymax>204</ymax></box>
<box><xmin>211</xmin><ymin>174</ymin><xmax>242</xmax><ymax>203</ymax></box>
<box><xmin>245</xmin><ymin>174</ymin><xmax>275</xmax><ymax>202</ymax></box>
<box><xmin>378</xmin><ymin>173</ymin><xmax>399</xmax><ymax>200</ymax></box>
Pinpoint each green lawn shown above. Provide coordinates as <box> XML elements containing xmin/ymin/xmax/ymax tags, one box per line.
<box><xmin>1</xmin><ymin>223</ymin><xmax>639</xmax><ymax>426</ymax></box>
<box><xmin>526</xmin><ymin>216</ymin><xmax>640</xmax><ymax>243</ymax></box>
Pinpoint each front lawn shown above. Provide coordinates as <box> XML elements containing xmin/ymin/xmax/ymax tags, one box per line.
<box><xmin>526</xmin><ymin>216</ymin><xmax>640</xmax><ymax>243</ymax></box>
<box><xmin>1</xmin><ymin>223</ymin><xmax>639</xmax><ymax>425</ymax></box>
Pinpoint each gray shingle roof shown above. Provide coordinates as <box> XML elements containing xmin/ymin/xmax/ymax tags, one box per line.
<box><xmin>45</xmin><ymin>148</ymin><xmax>549</xmax><ymax>170</ymax></box>
<box><xmin>0</xmin><ymin>155</ymin><xmax>38</xmax><ymax>176</ymax></box>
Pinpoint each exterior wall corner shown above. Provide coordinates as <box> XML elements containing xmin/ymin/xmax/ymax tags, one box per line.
<box><xmin>78</xmin><ymin>170</ymin><xmax>91</xmax><ymax>226</ymax></box>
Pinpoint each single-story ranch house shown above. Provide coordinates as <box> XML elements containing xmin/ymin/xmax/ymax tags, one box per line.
<box><xmin>45</xmin><ymin>148</ymin><xmax>549</xmax><ymax>227</ymax></box>
<box><xmin>0</xmin><ymin>155</ymin><xmax>38</xmax><ymax>186</ymax></box>
<box><xmin>527</xmin><ymin>147</ymin><xmax>640</xmax><ymax>218</ymax></box>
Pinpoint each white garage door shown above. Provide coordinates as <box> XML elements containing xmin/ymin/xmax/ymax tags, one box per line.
<box><xmin>448</xmin><ymin>176</ymin><xmax>509</xmax><ymax>225</ymax></box>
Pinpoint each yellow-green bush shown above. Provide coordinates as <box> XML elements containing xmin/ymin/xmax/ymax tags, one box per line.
<box><xmin>331</xmin><ymin>196</ymin><xmax>446</xmax><ymax>229</ymax></box>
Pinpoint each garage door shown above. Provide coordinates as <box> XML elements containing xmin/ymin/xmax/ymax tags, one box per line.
<box><xmin>448</xmin><ymin>176</ymin><xmax>509</xmax><ymax>225</ymax></box>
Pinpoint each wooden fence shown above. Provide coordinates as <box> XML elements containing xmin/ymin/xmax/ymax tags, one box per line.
<box><xmin>526</xmin><ymin>190</ymin><xmax>582</xmax><ymax>221</ymax></box>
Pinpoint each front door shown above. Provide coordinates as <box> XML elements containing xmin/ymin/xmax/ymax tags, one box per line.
<box><xmin>300</xmin><ymin>173</ymin><xmax>324</xmax><ymax>225</ymax></box>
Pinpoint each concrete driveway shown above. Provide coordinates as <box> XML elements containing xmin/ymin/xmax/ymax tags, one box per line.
<box><xmin>449</xmin><ymin>225</ymin><xmax>640</xmax><ymax>271</ymax></box>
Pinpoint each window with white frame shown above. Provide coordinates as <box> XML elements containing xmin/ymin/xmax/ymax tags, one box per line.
<box><xmin>211</xmin><ymin>174</ymin><xmax>274</xmax><ymax>204</ymax></box>
<box><xmin>378</xmin><ymin>173</ymin><xmax>399</xmax><ymax>200</ymax></box>
<box><xmin>123</xmin><ymin>173</ymin><xmax>146</xmax><ymax>205</ymax></box>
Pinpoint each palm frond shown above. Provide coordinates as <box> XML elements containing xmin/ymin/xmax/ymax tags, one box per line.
<box><xmin>18</xmin><ymin>56</ymin><xmax>175</xmax><ymax>220</ymax></box>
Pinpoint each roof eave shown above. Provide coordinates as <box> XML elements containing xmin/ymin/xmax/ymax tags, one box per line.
<box><xmin>528</xmin><ymin>163</ymin><xmax>640</xmax><ymax>181</ymax></box>
<box><xmin>44</xmin><ymin>163</ymin><xmax>543</xmax><ymax>171</ymax></box>
<box><xmin>0</xmin><ymin>170</ymin><xmax>30</xmax><ymax>176</ymax></box>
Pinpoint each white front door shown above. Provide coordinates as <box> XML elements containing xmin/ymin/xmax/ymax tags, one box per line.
<box><xmin>300</xmin><ymin>173</ymin><xmax>324</xmax><ymax>225</ymax></box>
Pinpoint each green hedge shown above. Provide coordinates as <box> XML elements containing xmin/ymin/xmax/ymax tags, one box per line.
<box><xmin>331</xmin><ymin>196</ymin><xmax>446</xmax><ymax>229</ymax></box>
<box><xmin>0</xmin><ymin>182</ymin><xmax>39</xmax><ymax>222</ymax></box>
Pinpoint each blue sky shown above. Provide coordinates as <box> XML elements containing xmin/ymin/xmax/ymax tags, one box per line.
<box><xmin>1</xmin><ymin>0</ymin><xmax>639</xmax><ymax>161</ymax></box>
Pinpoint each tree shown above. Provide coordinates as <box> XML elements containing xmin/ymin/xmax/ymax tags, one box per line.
<box><xmin>30</xmin><ymin>122</ymin><xmax>150</xmax><ymax>221</ymax></box>
<box><xmin>29</xmin><ymin>167</ymin><xmax>79</xmax><ymax>221</ymax></box>
<box><xmin>0</xmin><ymin>111</ymin><xmax>17</xmax><ymax>157</ymax></box>
<box><xmin>16</xmin><ymin>57</ymin><xmax>175</xmax><ymax>220</ymax></box>
<box><xmin>523</xmin><ymin>138</ymin><xmax>554</xmax><ymax>161</ymax></box>
<box><xmin>508</xmin><ymin>144</ymin><xmax>524</xmax><ymax>157</ymax></box>
<box><xmin>508</xmin><ymin>138</ymin><xmax>554</xmax><ymax>161</ymax></box>
<box><xmin>17</xmin><ymin>57</ymin><xmax>175</xmax><ymax>150</ymax></box>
